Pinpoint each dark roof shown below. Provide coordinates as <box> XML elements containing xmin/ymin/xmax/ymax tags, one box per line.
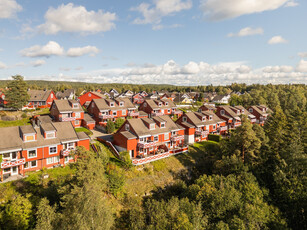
<box><xmin>56</xmin><ymin>89</ymin><xmax>75</xmax><ymax>99</ymax></box>
<box><xmin>28</xmin><ymin>90</ymin><xmax>54</xmax><ymax>101</ymax></box>
<box><xmin>53</xmin><ymin>100</ymin><xmax>83</xmax><ymax>113</ymax></box>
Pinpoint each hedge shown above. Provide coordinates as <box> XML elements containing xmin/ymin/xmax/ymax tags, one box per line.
<box><xmin>208</xmin><ymin>134</ymin><xmax>221</xmax><ymax>142</ymax></box>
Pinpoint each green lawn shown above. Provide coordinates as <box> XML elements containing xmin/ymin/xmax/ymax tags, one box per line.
<box><xmin>75</xmin><ymin>127</ymin><xmax>93</xmax><ymax>136</ymax></box>
<box><xmin>0</xmin><ymin>118</ymin><xmax>31</xmax><ymax>127</ymax></box>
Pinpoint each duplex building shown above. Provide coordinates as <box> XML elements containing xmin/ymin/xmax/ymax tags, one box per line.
<box><xmin>113</xmin><ymin>115</ymin><xmax>188</xmax><ymax>165</ymax></box>
<box><xmin>78</xmin><ymin>91</ymin><xmax>107</xmax><ymax>107</ymax></box>
<box><xmin>26</xmin><ymin>90</ymin><xmax>57</xmax><ymax>109</ymax></box>
<box><xmin>87</xmin><ymin>98</ymin><xmax>139</xmax><ymax>126</ymax></box>
<box><xmin>138</xmin><ymin>99</ymin><xmax>183</xmax><ymax>118</ymax></box>
<box><xmin>176</xmin><ymin>111</ymin><xmax>227</xmax><ymax>144</ymax></box>
<box><xmin>247</xmin><ymin>105</ymin><xmax>271</xmax><ymax>125</ymax></box>
<box><xmin>0</xmin><ymin>121</ymin><xmax>90</xmax><ymax>181</ymax></box>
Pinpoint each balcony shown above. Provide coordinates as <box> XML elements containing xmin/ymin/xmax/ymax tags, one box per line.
<box><xmin>232</xmin><ymin>122</ymin><xmax>241</xmax><ymax>128</ymax></box>
<box><xmin>172</xmin><ymin>110</ymin><xmax>182</xmax><ymax>115</ymax></box>
<box><xmin>137</xmin><ymin>140</ymin><xmax>157</xmax><ymax>148</ymax></box>
<box><xmin>171</xmin><ymin>135</ymin><xmax>184</xmax><ymax>142</ymax></box>
<box><xmin>128</xmin><ymin>111</ymin><xmax>139</xmax><ymax>117</ymax></box>
<box><xmin>99</xmin><ymin>114</ymin><xmax>114</xmax><ymax>119</ymax></box>
<box><xmin>195</xmin><ymin>130</ymin><xmax>209</xmax><ymax>136</ymax></box>
<box><xmin>61</xmin><ymin>149</ymin><xmax>74</xmax><ymax>156</ymax></box>
<box><xmin>219</xmin><ymin>126</ymin><xmax>228</xmax><ymax>131</ymax></box>
<box><xmin>153</xmin><ymin>111</ymin><xmax>164</xmax><ymax>116</ymax></box>
<box><xmin>60</xmin><ymin>116</ymin><xmax>76</xmax><ymax>122</ymax></box>
<box><xmin>132</xmin><ymin>145</ymin><xmax>188</xmax><ymax>165</ymax></box>
<box><xmin>1</xmin><ymin>158</ymin><xmax>25</xmax><ymax>169</ymax></box>
<box><xmin>250</xmin><ymin>118</ymin><xmax>257</xmax><ymax>123</ymax></box>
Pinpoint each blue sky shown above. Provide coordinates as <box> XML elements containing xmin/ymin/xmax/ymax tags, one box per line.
<box><xmin>0</xmin><ymin>0</ymin><xmax>306</xmax><ymax>85</ymax></box>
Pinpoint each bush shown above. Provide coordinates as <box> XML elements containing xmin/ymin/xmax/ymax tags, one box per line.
<box><xmin>208</xmin><ymin>134</ymin><xmax>222</xmax><ymax>142</ymax></box>
<box><xmin>106</xmin><ymin>120</ymin><xmax>115</xmax><ymax>134</ymax></box>
<box><xmin>119</xmin><ymin>151</ymin><xmax>132</xmax><ymax>169</ymax></box>
<box><xmin>115</xmin><ymin>118</ymin><xmax>125</xmax><ymax>129</ymax></box>
<box><xmin>21</xmin><ymin>112</ymin><xmax>27</xmax><ymax>118</ymax></box>
<box><xmin>35</xmin><ymin>108</ymin><xmax>40</xmax><ymax>111</ymax></box>
<box><xmin>108</xmin><ymin>171</ymin><xmax>125</xmax><ymax>196</ymax></box>
<box><xmin>151</xmin><ymin>160</ymin><xmax>166</xmax><ymax>171</ymax></box>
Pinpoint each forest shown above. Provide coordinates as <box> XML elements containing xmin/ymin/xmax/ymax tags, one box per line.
<box><xmin>0</xmin><ymin>83</ymin><xmax>306</xmax><ymax>230</ymax></box>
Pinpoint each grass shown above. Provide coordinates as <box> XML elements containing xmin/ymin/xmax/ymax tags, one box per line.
<box><xmin>75</xmin><ymin>127</ymin><xmax>93</xmax><ymax>136</ymax></box>
<box><xmin>0</xmin><ymin>118</ymin><xmax>30</xmax><ymax>127</ymax></box>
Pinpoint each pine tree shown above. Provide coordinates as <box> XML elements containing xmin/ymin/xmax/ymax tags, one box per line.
<box><xmin>5</xmin><ymin>75</ymin><xmax>29</xmax><ymax>109</ymax></box>
<box><xmin>35</xmin><ymin>198</ymin><xmax>57</xmax><ymax>230</ymax></box>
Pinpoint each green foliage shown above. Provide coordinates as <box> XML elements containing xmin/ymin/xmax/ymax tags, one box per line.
<box><xmin>21</xmin><ymin>112</ymin><xmax>27</xmax><ymax>118</ymax></box>
<box><xmin>108</xmin><ymin>171</ymin><xmax>126</xmax><ymax>196</ymax></box>
<box><xmin>151</xmin><ymin>160</ymin><xmax>167</xmax><ymax>171</ymax></box>
<box><xmin>5</xmin><ymin>75</ymin><xmax>29</xmax><ymax>109</ymax></box>
<box><xmin>119</xmin><ymin>151</ymin><xmax>132</xmax><ymax>169</ymax></box>
<box><xmin>115</xmin><ymin>117</ymin><xmax>125</xmax><ymax>129</ymax></box>
<box><xmin>106</xmin><ymin>120</ymin><xmax>115</xmax><ymax>134</ymax></box>
<box><xmin>208</xmin><ymin>134</ymin><xmax>221</xmax><ymax>142</ymax></box>
<box><xmin>74</xmin><ymin>127</ymin><xmax>93</xmax><ymax>136</ymax></box>
<box><xmin>34</xmin><ymin>198</ymin><xmax>57</xmax><ymax>230</ymax></box>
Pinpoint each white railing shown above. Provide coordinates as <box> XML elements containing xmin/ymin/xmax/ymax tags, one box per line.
<box><xmin>60</xmin><ymin>117</ymin><xmax>76</xmax><ymax>122</ymax></box>
<box><xmin>172</xmin><ymin>110</ymin><xmax>182</xmax><ymax>115</ymax></box>
<box><xmin>137</xmin><ymin>141</ymin><xmax>157</xmax><ymax>148</ymax></box>
<box><xmin>195</xmin><ymin>130</ymin><xmax>209</xmax><ymax>136</ymax></box>
<box><xmin>128</xmin><ymin>111</ymin><xmax>139</xmax><ymax>117</ymax></box>
<box><xmin>153</xmin><ymin>112</ymin><xmax>164</xmax><ymax>116</ymax></box>
<box><xmin>61</xmin><ymin>148</ymin><xmax>74</xmax><ymax>156</ymax></box>
<box><xmin>219</xmin><ymin>126</ymin><xmax>228</xmax><ymax>131</ymax></box>
<box><xmin>1</xmin><ymin>158</ymin><xmax>25</xmax><ymax>169</ymax></box>
<box><xmin>171</xmin><ymin>135</ymin><xmax>184</xmax><ymax>142</ymax></box>
<box><xmin>99</xmin><ymin>114</ymin><xmax>114</xmax><ymax>119</ymax></box>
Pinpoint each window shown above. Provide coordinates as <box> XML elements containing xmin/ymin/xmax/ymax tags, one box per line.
<box><xmin>122</xmin><ymin>110</ymin><xmax>126</xmax><ymax>115</ymax></box>
<box><xmin>220</xmin><ymin>110</ymin><xmax>225</xmax><ymax>115</ymax></box>
<box><xmin>164</xmin><ymin>133</ymin><xmax>169</xmax><ymax>140</ymax></box>
<box><xmin>113</xmin><ymin>111</ymin><xmax>117</xmax><ymax>116</ymax></box>
<box><xmin>3</xmin><ymin>152</ymin><xmax>10</xmax><ymax>159</ymax></box>
<box><xmin>165</xmin><ymin>102</ymin><xmax>169</xmax><ymax>106</ymax></box>
<box><xmin>159</xmin><ymin>103</ymin><xmax>162</xmax><ymax>106</ymax></box>
<box><xmin>28</xmin><ymin>149</ymin><xmax>37</xmax><ymax>158</ymax></box>
<box><xmin>144</xmin><ymin>102</ymin><xmax>147</xmax><ymax>107</ymax></box>
<box><xmin>47</xmin><ymin>156</ymin><xmax>60</xmax><ymax>164</ymax></box>
<box><xmin>125</xmin><ymin>124</ymin><xmax>130</xmax><ymax>131</ymax></box>
<box><xmin>25</xmin><ymin>160</ymin><xmax>37</xmax><ymax>168</ymax></box>
<box><xmin>47</xmin><ymin>157</ymin><xmax>53</xmax><ymax>164</ymax></box>
<box><xmin>139</xmin><ymin>137</ymin><xmax>144</xmax><ymax>142</ymax></box>
<box><xmin>202</xmin><ymin>117</ymin><xmax>206</xmax><ymax>122</ymax></box>
<box><xmin>167</xmin><ymin>109</ymin><xmax>171</xmax><ymax>113</ymax></box>
<box><xmin>154</xmin><ymin>136</ymin><xmax>158</xmax><ymax>141</ymax></box>
<box><xmin>89</xmin><ymin>93</ymin><xmax>91</xmax><ymax>97</ymax></box>
<box><xmin>161</xmin><ymin>122</ymin><xmax>165</xmax><ymax>128</ymax></box>
<box><xmin>75</xmin><ymin>112</ymin><xmax>81</xmax><ymax>118</ymax></box>
<box><xmin>172</xmin><ymin>131</ymin><xmax>176</xmax><ymax>136</ymax></box>
<box><xmin>150</xmin><ymin>123</ymin><xmax>155</xmax><ymax>130</ymax></box>
<box><xmin>249</xmin><ymin>108</ymin><xmax>253</xmax><ymax>113</ymax></box>
<box><xmin>46</xmin><ymin>132</ymin><xmax>55</xmax><ymax>139</ymax></box>
<box><xmin>209</xmin><ymin>115</ymin><xmax>213</xmax><ymax>121</ymax></box>
<box><xmin>183</xmin><ymin>116</ymin><xmax>187</xmax><ymax>122</ymax></box>
<box><xmin>75</xmin><ymin>120</ymin><xmax>80</xmax><ymax>125</ymax></box>
<box><xmin>25</xmin><ymin>135</ymin><xmax>35</xmax><ymax>141</ymax></box>
<box><xmin>31</xmin><ymin>160</ymin><xmax>37</xmax><ymax>167</ymax></box>
<box><xmin>213</xmin><ymin>125</ymin><xmax>216</xmax><ymax>129</ymax></box>
<box><xmin>49</xmin><ymin>146</ymin><xmax>57</xmax><ymax>154</ymax></box>
<box><xmin>64</xmin><ymin>142</ymin><xmax>74</xmax><ymax>150</ymax></box>
<box><xmin>120</xmin><ymin>102</ymin><xmax>124</xmax><ymax>107</ymax></box>
<box><xmin>110</xmin><ymin>102</ymin><xmax>114</xmax><ymax>107</ymax></box>
<box><xmin>3</xmin><ymin>168</ymin><xmax>10</xmax><ymax>173</ymax></box>
<box><xmin>73</xmin><ymin>104</ymin><xmax>79</xmax><ymax>108</ymax></box>
<box><xmin>139</xmin><ymin>148</ymin><xmax>144</xmax><ymax>153</ymax></box>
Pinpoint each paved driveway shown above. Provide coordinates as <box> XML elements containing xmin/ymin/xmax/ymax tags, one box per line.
<box><xmin>90</xmin><ymin>129</ymin><xmax>113</xmax><ymax>142</ymax></box>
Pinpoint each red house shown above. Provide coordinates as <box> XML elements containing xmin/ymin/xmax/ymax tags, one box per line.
<box><xmin>176</xmin><ymin>111</ymin><xmax>227</xmax><ymax>144</ymax></box>
<box><xmin>247</xmin><ymin>105</ymin><xmax>271</xmax><ymax>125</ymax></box>
<box><xmin>138</xmin><ymin>99</ymin><xmax>182</xmax><ymax>118</ymax></box>
<box><xmin>0</xmin><ymin>90</ymin><xmax>8</xmax><ymax>106</ymax></box>
<box><xmin>50</xmin><ymin>100</ymin><xmax>84</xmax><ymax>128</ymax></box>
<box><xmin>87</xmin><ymin>98</ymin><xmax>139</xmax><ymax>127</ymax></box>
<box><xmin>113</xmin><ymin>115</ymin><xmax>188</xmax><ymax>165</ymax></box>
<box><xmin>132</xmin><ymin>93</ymin><xmax>145</xmax><ymax>104</ymax></box>
<box><xmin>198</xmin><ymin>104</ymin><xmax>216</xmax><ymax>113</ymax></box>
<box><xmin>0</xmin><ymin>121</ymin><xmax>90</xmax><ymax>182</ymax></box>
<box><xmin>26</xmin><ymin>90</ymin><xmax>57</xmax><ymax>109</ymax></box>
<box><xmin>78</xmin><ymin>91</ymin><xmax>106</xmax><ymax>107</ymax></box>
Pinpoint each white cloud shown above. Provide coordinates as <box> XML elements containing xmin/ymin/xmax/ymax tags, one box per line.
<box><xmin>298</xmin><ymin>52</ymin><xmax>307</xmax><ymax>58</ymax></box>
<box><xmin>31</xmin><ymin>59</ymin><xmax>46</xmax><ymax>67</ymax></box>
<box><xmin>296</xmin><ymin>60</ymin><xmax>307</xmax><ymax>72</ymax></box>
<box><xmin>37</xmin><ymin>3</ymin><xmax>116</xmax><ymax>35</ymax></box>
<box><xmin>66</xmin><ymin>46</ymin><xmax>99</xmax><ymax>57</ymax></box>
<box><xmin>285</xmin><ymin>1</ymin><xmax>299</xmax><ymax>7</ymax></box>
<box><xmin>0</xmin><ymin>61</ymin><xmax>7</xmax><ymax>69</ymax></box>
<box><xmin>228</xmin><ymin>27</ymin><xmax>264</xmax><ymax>37</ymax></box>
<box><xmin>268</xmin><ymin>36</ymin><xmax>288</xmax><ymax>44</ymax></box>
<box><xmin>20</xmin><ymin>41</ymin><xmax>64</xmax><ymax>58</ymax></box>
<box><xmin>132</xmin><ymin>0</ymin><xmax>192</xmax><ymax>29</ymax></box>
<box><xmin>200</xmin><ymin>0</ymin><xmax>289</xmax><ymax>21</ymax></box>
<box><xmin>263</xmin><ymin>65</ymin><xmax>293</xmax><ymax>73</ymax></box>
<box><xmin>0</xmin><ymin>0</ymin><xmax>22</xmax><ymax>19</ymax></box>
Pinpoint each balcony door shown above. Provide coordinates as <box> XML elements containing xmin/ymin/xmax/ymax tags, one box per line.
<box><xmin>11</xmin><ymin>166</ymin><xmax>18</xmax><ymax>175</ymax></box>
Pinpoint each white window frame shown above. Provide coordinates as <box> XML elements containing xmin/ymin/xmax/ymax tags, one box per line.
<box><xmin>46</xmin><ymin>131</ymin><xmax>55</xmax><ymax>139</ymax></box>
<box><xmin>249</xmin><ymin>108</ymin><xmax>253</xmax><ymax>113</ymax></box>
<box><xmin>161</xmin><ymin>122</ymin><xmax>165</xmax><ymax>128</ymax></box>
<box><xmin>47</xmin><ymin>157</ymin><xmax>53</xmax><ymax>165</ymax></box>
<box><xmin>73</xmin><ymin>104</ymin><xmax>79</xmax><ymax>109</ymax></box>
<box><xmin>202</xmin><ymin>117</ymin><xmax>206</xmax><ymax>122</ymax></box>
<box><xmin>120</xmin><ymin>102</ymin><xmax>124</xmax><ymax>107</ymax></box>
<box><xmin>75</xmin><ymin>112</ymin><xmax>81</xmax><ymax>118</ymax></box>
<box><xmin>154</xmin><ymin>136</ymin><xmax>159</xmax><ymax>142</ymax></box>
<box><xmin>164</xmin><ymin>133</ymin><xmax>169</xmax><ymax>140</ymax></box>
<box><xmin>122</xmin><ymin>110</ymin><xmax>126</xmax><ymax>115</ymax></box>
<box><xmin>125</xmin><ymin>124</ymin><xmax>130</xmax><ymax>131</ymax></box>
<box><xmin>182</xmin><ymin>116</ymin><xmax>187</xmax><ymax>122</ymax></box>
<box><xmin>24</xmin><ymin>134</ymin><xmax>36</xmax><ymax>142</ymax></box>
<box><xmin>25</xmin><ymin>160</ymin><xmax>37</xmax><ymax>168</ymax></box>
<box><xmin>113</xmin><ymin>111</ymin><xmax>117</xmax><ymax>116</ymax></box>
<box><xmin>75</xmin><ymin>120</ymin><xmax>80</xmax><ymax>125</ymax></box>
<box><xmin>220</xmin><ymin>110</ymin><xmax>225</xmax><ymax>115</ymax></box>
<box><xmin>167</xmin><ymin>109</ymin><xmax>171</xmax><ymax>113</ymax></box>
<box><xmin>28</xmin><ymin>149</ymin><xmax>37</xmax><ymax>159</ymax></box>
<box><xmin>49</xmin><ymin>146</ymin><xmax>57</xmax><ymax>155</ymax></box>
<box><xmin>110</xmin><ymin>102</ymin><xmax>115</xmax><ymax>107</ymax></box>
<box><xmin>150</xmin><ymin>123</ymin><xmax>155</xmax><ymax>130</ymax></box>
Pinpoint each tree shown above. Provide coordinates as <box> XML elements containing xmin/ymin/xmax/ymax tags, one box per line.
<box><xmin>35</xmin><ymin>198</ymin><xmax>57</xmax><ymax>230</ymax></box>
<box><xmin>106</xmin><ymin>120</ymin><xmax>115</xmax><ymax>134</ymax></box>
<box><xmin>114</xmin><ymin>118</ymin><xmax>125</xmax><ymax>129</ymax></box>
<box><xmin>5</xmin><ymin>75</ymin><xmax>29</xmax><ymax>109</ymax></box>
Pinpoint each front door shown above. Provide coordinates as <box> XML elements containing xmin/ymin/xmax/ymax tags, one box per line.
<box><xmin>11</xmin><ymin>166</ymin><xmax>18</xmax><ymax>175</ymax></box>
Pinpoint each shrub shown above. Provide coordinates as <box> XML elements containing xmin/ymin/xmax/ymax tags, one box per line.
<box><xmin>151</xmin><ymin>160</ymin><xmax>166</xmax><ymax>171</ymax></box>
<box><xmin>106</xmin><ymin>120</ymin><xmax>115</xmax><ymax>134</ymax></box>
<box><xmin>35</xmin><ymin>108</ymin><xmax>40</xmax><ymax>111</ymax></box>
<box><xmin>108</xmin><ymin>171</ymin><xmax>125</xmax><ymax>196</ymax></box>
<box><xmin>115</xmin><ymin>118</ymin><xmax>125</xmax><ymax>129</ymax></box>
<box><xmin>21</xmin><ymin>112</ymin><xmax>27</xmax><ymax>118</ymax></box>
<box><xmin>119</xmin><ymin>151</ymin><xmax>132</xmax><ymax>169</ymax></box>
<box><xmin>208</xmin><ymin>134</ymin><xmax>222</xmax><ymax>142</ymax></box>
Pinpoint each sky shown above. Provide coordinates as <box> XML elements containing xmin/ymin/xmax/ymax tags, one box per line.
<box><xmin>0</xmin><ymin>0</ymin><xmax>306</xmax><ymax>86</ymax></box>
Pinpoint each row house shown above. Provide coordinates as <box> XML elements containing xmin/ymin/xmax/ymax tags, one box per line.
<box><xmin>50</xmin><ymin>100</ymin><xmax>84</xmax><ymax>128</ymax></box>
<box><xmin>26</xmin><ymin>90</ymin><xmax>56</xmax><ymax>109</ymax></box>
<box><xmin>78</xmin><ymin>91</ymin><xmax>106</xmax><ymax>107</ymax></box>
<box><xmin>138</xmin><ymin>99</ymin><xmax>183</xmax><ymax>118</ymax></box>
<box><xmin>247</xmin><ymin>105</ymin><xmax>271</xmax><ymax>125</ymax></box>
<box><xmin>198</xmin><ymin>104</ymin><xmax>217</xmax><ymax>113</ymax></box>
<box><xmin>132</xmin><ymin>93</ymin><xmax>145</xmax><ymax>104</ymax></box>
<box><xmin>109</xmin><ymin>89</ymin><xmax>120</xmax><ymax>98</ymax></box>
<box><xmin>176</xmin><ymin>111</ymin><xmax>227</xmax><ymax>144</ymax></box>
<box><xmin>211</xmin><ymin>95</ymin><xmax>231</xmax><ymax>104</ymax></box>
<box><xmin>113</xmin><ymin>115</ymin><xmax>188</xmax><ymax>165</ymax></box>
<box><xmin>0</xmin><ymin>121</ymin><xmax>90</xmax><ymax>182</ymax></box>
<box><xmin>118</xmin><ymin>90</ymin><xmax>134</xmax><ymax>98</ymax></box>
<box><xmin>87</xmin><ymin>98</ymin><xmax>139</xmax><ymax>126</ymax></box>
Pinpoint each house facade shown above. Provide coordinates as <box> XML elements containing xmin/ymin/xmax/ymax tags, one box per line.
<box><xmin>78</xmin><ymin>91</ymin><xmax>106</xmax><ymax>107</ymax></box>
<box><xmin>132</xmin><ymin>93</ymin><xmax>145</xmax><ymax>104</ymax></box>
<box><xmin>176</xmin><ymin>111</ymin><xmax>227</xmax><ymax>144</ymax></box>
<box><xmin>212</xmin><ymin>95</ymin><xmax>230</xmax><ymax>104</ymax></box>
<box><xmin>113</xmin><ymin>115</ymin><xmax>188</xmax><ymax>165</ymax></box>
<box><xmin>247</xmin><ymin>105</ymin><xmax>271</xmax><ymax>125</ymax></box>
<box><xmin>50</xmin><ymin>100</ymin><xmax>84</xmax><ymax>128</ymax></box>
<box><xmin>87</xmin><ymin>98</ymin><xmax>138</xmax><ymax>126</ymax></box>
<box><xmin>56</xmin><ymin>89</ymin><xmax>75</xmax><ymax>100</ymax></box>
<box><xmin>26</xmin><ymin>90</ymin><xmax>57</xmax><ymax>109</ymax></box>
<box><xmin>0</xmin><ymin>122</ymin><xmax>90</xmax><ymax>181</ymax></box>
<box><xmin>138</xmin><ymin>99</ymin><xmax>183</xmax><ymax>118</ymax></box>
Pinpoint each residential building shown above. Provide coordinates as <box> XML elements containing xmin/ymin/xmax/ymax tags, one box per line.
<box><xmin>176</xmin><ymin>111</ymin><xmax>227</xmax><ymax>144</ymax></box>
<box><xmin>82</xmin><ymin>114</ymin><xmax>96</xmax><ymax>130</ymax></box>
<box><xmin>87</xmin><ymin>98</ymin><xmax>138</xmax><ymax>126</ymax></box>
<box><xmin>50</xmin><ymin>100</ymin><xmax>84</xmax><ymax>128</ymax></box>
<box><xmin>198</xmin><ymin>104</ymin><xmax>216</xmax><ymax>112</ymax></box>
<box><xmin>56</xmin><ymin>89</ymin><xmax>75</xmax><ymax>100</ymax></box>
<box><xmin>216</xmin><ymin>105</ymin><xmax>242</xmax><ymax>129</ymax></box>
<box><xmin>138</xmin><ymin>99</ymin><xmax>182</xmax><ymax>118</ymax></box>
<box><xmin>211</xmin><ymin>95</ymin><xmax>230</xmax><ymax>104</ymax></box>
<box><xmin>0</xmin><ymin>90</ymin><xmax>7</xmax><ymax>106</ymax></box>
<box><xmin>0</xmin><ymin>121</ymin><xmax>90</xmax><ymax>181</ymax></box>
<box><xmin>247</xmin><ymin>105</ymin><xmax>271</xmax><ymax>125</ymax></box>
<box><xmin>113</xmin><ymin>115</ymin><xmax>188</xmax><ymax>165</ymax></box>
<box><xmin>26</xmin><ymin>90</ymin><xmax>57</xmax><ymax>109</ymax></box>
<box><xmin>109</xmin><ymin>89</ymin><xmax>119</xmax><ymax>98</ymax></box>
<box><xmin>78</xmin><ymin>91</ymin><xmax>106</xmax><ymax>107</ymax></box>
<box><xmin>132</xmin><ymin>93</ymin><xmax>145</xmax><ymax>104</ymax></box>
